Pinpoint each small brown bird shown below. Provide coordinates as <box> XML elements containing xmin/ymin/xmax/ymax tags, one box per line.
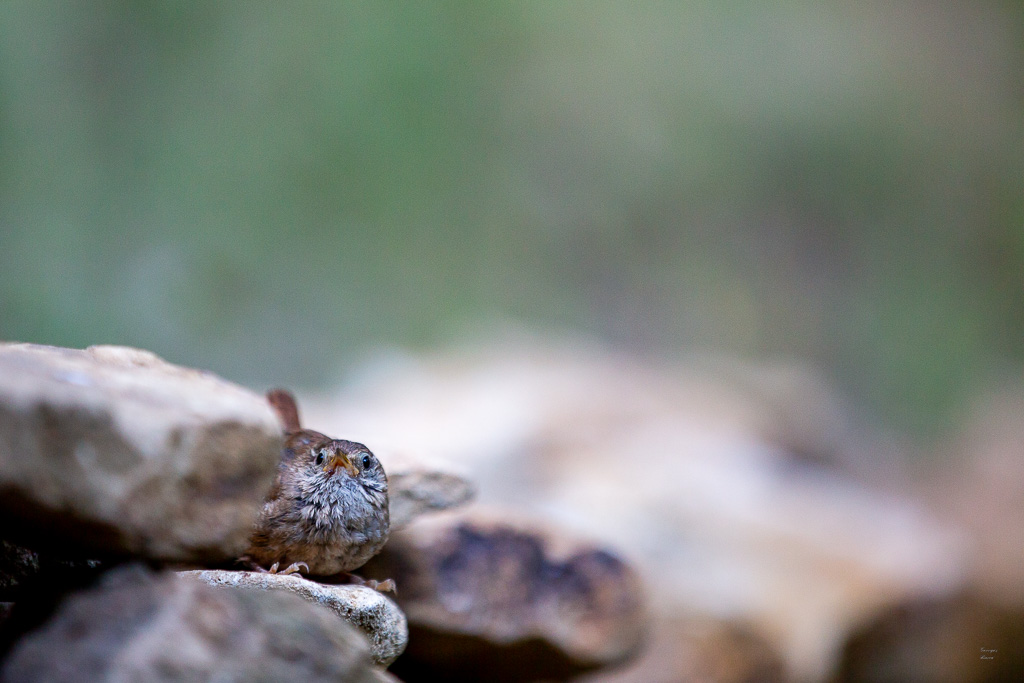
<box><xmin>244</xmin><ymin>390</ymin><xmax>392</xmax><ymax>589</ymax></box>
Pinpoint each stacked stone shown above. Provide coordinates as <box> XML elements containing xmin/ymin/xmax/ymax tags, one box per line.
<box><xmin>0</xmin><ymin>343</ymin><xmax>403</xmax><ymax>680</ymax></box>
<box><xmin>0</xmin><ymin>343</ymin><xmax>648</xmax><ymax>682</ymax></box>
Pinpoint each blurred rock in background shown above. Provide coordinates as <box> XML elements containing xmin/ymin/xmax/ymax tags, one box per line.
<box><xmin>583</xmin><ymin>616</ymin><xmax>786</xmax><ymax>683</ymax></box>
<box><xmin>305</xmin><ymin>340</ymin><xmax>970</xmax><ymax>681</ymax></box>
<box><xmin>364</xmin><ymin>508</ymin><xmax>646</xmax><ymax>682</ymax></box>
<box><xmin>826</xmin><ymin>389</ymin><xmax>1024</xmax><ymax>682</ymax></box>
<box><xmin>923</xmin><ymin>391</ymin><xmax>1024</xmax><ymax>609</ymax></box>
<box><xmin>834</xmin><ymin>592</ymin><xmax>1024</xmax><ymax>683</ymax></box>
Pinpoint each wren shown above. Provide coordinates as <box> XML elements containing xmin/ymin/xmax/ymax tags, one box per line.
<box><xmin>243</xmin><ymin>390</ymin><xmax>392</xmax><ymax>590</ymax></box>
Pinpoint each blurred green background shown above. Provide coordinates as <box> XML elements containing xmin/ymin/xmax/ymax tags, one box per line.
<box><xmin>1</xmin><ymin>2</ymin><xmax>1022</xmax><ymax>438</ymax></box>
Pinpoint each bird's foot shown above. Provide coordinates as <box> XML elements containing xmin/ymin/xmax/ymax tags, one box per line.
<box><xmin>364</xmin><ymin>578</ymin><xmax>397</xmax><ymax>594</ymax></box>
<box><xmin>236</xmin><ymin>557</ymin><xmax>309</xmax><ymax>576</ymax></box>
<box><xmin>268</xmin><ymin>561</ymin><xmax>309</xmax><ymax>576</ymax></box>
<box><xmin>347</xmin><ymin>573</ymin><xmax>397</xmax><ymax>594</ymax></box>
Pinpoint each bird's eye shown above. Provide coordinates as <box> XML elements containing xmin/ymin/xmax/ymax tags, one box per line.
<box><xmin>314</xmin><ymin>451</ymin><xmax>326</xmax><ymax>466</ymax></box>
<box><xmin>361</xmin><ymin>454</ymin><xmax>372</xmax><ymax>469</ymax></box>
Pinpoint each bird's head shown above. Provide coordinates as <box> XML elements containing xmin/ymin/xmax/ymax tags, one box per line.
<box><xmin>285</xmin><ymin>431</ymin><xmax>387</xmax><ymax>495</ymax></box>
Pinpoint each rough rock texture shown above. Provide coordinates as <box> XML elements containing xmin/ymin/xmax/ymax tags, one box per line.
<box><xmin>362</xmin><ymin>507</ymin><xmax>646</xmax><ymax>682</ymax></box>
<box><xmin>0</xmin><ymin>343</ymin><xmax>282</xmax><ymax>563</ymax></box>
<box><xmin>180</xmin><ymin>569</ymin><xmax>408</xmax><ymax>666</ymax></box>
<box><xmin>0</xmin><ymin>566</ymin><xmax>392</xmax><ymax>683</ymax></box>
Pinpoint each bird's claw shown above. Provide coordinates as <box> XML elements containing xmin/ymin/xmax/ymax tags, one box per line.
<box><xmin>268</xmin><ymin>561</ymin><xmax>309</xmax><ymax>576</ymax></box>
<box><xmin>347</xmin><ymin>574</ymin><xmax>397</xmax><ymax>594</ymax></box>
<box><xmin>367</xmin><ymin>578</ymin><xmax>397</xmax><ymax>594</ymax></box>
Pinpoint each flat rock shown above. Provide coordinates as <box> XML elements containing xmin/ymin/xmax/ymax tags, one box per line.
<box><xmin>362</xmin><ymin>507</ymin><xmax>647</xmax><ymax>682</ymax></box>
<box><xmin>0</xmin><ymin>343</ymin><xmax>282</xmax><ymax>563</ymax></box>
<box><xmin>180</xmin><ymin>569</ymin><xmax>408</xmax><ymax>666</ymax></box>
<box><xmin>0</xmin><ymin>566</ymin><xmax>392</xmax><ymax>683</ymax></box>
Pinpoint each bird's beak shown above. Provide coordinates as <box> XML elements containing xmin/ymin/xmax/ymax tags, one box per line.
<box><xmin>325</xmin><ymin>452</ymin><xmax>359</xmax><ymax>477</ymax></box>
